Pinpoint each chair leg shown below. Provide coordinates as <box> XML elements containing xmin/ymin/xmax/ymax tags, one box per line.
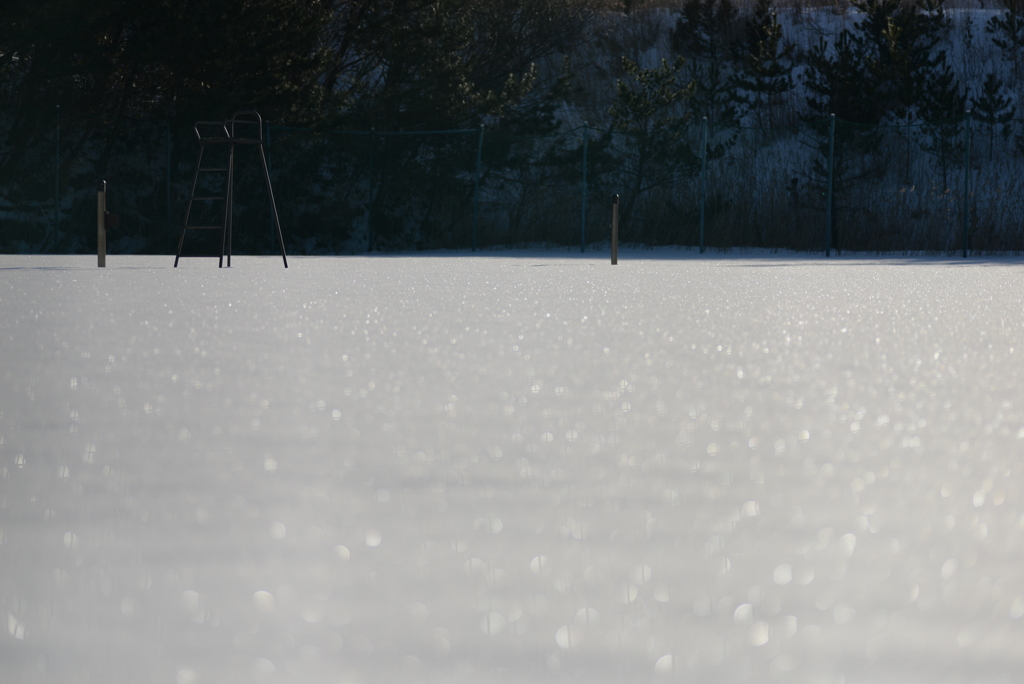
<box><xmin>258</xmin><ymin>144</ymin><xmax>288</xmax><ymax>268</ymax></box>
<box><xmin>219</xmin><ymin>143</ymin><xmax>234</xmax><ymax>268</ymax></box>
<box><xmin>175</xmin><ymin>145</ymin><xmax>206</xmax><ymax>267</ymax></box>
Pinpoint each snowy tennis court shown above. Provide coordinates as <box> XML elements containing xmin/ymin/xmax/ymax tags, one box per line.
<box><xmin>2</xmin><ymin>252</ymin><xmax>1024</xmax><ymax>684</ymax></box>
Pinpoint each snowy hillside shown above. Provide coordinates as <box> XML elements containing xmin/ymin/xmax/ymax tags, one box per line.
<box><xmin>568</xmin><ymin>6</ymin><xmax>1023</xmax><ymax>127</ymax></box>
<box><xmin>2</xmin><ymin>253</ymin><xmax>1024</xmax><ymax>683</ymax></box>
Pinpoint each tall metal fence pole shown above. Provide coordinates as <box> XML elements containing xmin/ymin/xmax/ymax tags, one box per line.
<box><xmin>904</xmin><ymin>118</ymin><xmax>911</xmax><ymax>185</ymax></box>
<box><xmin>368</xmin><ymin>128</ymin><xmax>375</xmax><ymax>252</ymax></box>
<box><xmin>962</xmin><ymin>109</ymin><xmax>972</xmax><ymax>258</ymax></box>
<box><xmin>55</xmin><ymin>105</ymin><xmax>60</xmax><ymax>230</ymax></box>
<box><xmin>699</xmin><ymin>117</ymin><xmax>708</xmax><ymax>254</ymax></box>
<box><xmin>826</xmin><ymin>114</ymin><xmax>835</xmax><ymax>257</ymax></box>
<box><xmin>580</xmin><ymin>122</ymin><xmax>588</xmax><ymax>253</ymax></box>
<box><xmin>473</xmin><ymin>125</ymin><xmax>484</xmax><ymax>252</ymax></box>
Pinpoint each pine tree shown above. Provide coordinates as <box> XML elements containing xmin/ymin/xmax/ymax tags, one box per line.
<box><xmin>802</xmin><ymin>31</ymin><xmax>880</xmax><ymax>125</ymax></box>
<box><xmin>609</xmin><ymin>56</ymin><xmax>699</xmax><ymax>231</ymax></box>
<box><xmin>497</xmin><ymin>56</ymin><xmax>577</xmax><ymax>137</ymax></box>
<box><xmin>851</xmin><ymin>0</ymin><xmax>951</xmax><ymax>119</ymax></box>
<box><xmin>731</xmin><ymin>0</ymin><xmax>794</xmax><ymax>128</ymax></box>
<box><xmin>611</xmin><ymin>57</ymin><xmax>692</xmax><ymax>135</ymax></box>
<box><xmin>689</xmin><ymin>61</ymin><xmax>745</xmax><ymax>130</ymax></box>
<box><xmin>0</xmin><ymin>0</ymin><xmax>336</xmax><ymax>215</ymax></box>
<box><xmin>801</xmin><ymin>30</ymin><xmax>882</xmax><ymax>253</ymax></box>
<box><xmin>970</xmin><ymin>71</ymin><xmax>1015</xmax><ymax>161</ymax></box>
<box><xmin>918</xmin><ymin>49</ymin><xmax>964</xmax><ymax>124</ymax></box>
<box><xmin>844</xmin><ymin>0</ymin><xmax>961</xmax><ymax>191</ymax></box>
<box><xmin>331</xmin><ymin>0</ymin><xmax>596</xmax><ymax>247</ymax></box>
<box><xmin>986</xmin><ymin>0</ymin><xmax>1024</xmax><ymax>78</ymax></box>
<box><xmin>670</xmin><ymin>0</ymin><xmax>741</xmax><ymax>62</ymax></box>
<box><xmin>669</xmin><ymin>0</ymin><xmax>745</xmax><ymax>136</ymax></box>
<box><xmin>0</xmin><ymin>0</ymin><xmax>335</xmax><ymax>125</ymax></box>
<box><xmin>919</xmin><ymin>60</ymin><xmax>966</xmax><ymax>189</ymax></box>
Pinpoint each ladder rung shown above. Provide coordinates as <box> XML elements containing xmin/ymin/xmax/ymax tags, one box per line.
<box><xmin>176</xmin><ymin>255</ymin><xmax>223</xmax><ymax>258</ymax></box>
<box><xmin>184</xmin><ymin>225</ymin><xmax>224</xmax><ymax>230</ymax></box>
<box><xmin>191</xmin><ymin>196</ymin><xmax>225</xmax><ymax>201</ymax></box>
<box><xmin>198</xmin><ymin>168</ymin><xmax>228</xmax><ymax>172</ymax></box>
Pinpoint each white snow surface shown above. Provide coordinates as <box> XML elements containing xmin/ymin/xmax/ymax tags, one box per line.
<box><xmin>3</xmin><ymin>252</ymin><xmax>1024</xmax><ymax>684</ymax></box>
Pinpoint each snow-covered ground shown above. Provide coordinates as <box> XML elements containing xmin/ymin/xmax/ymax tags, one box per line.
<box><xmin>3</xmin><ymin>252</ymin><xmax>1024</xmax><ymax>684</ymax></box>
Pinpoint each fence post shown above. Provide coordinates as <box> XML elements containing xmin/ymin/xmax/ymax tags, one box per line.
<box><xmin>962</xmin><ymin>109</ymin><xmax>972</xmax><ymax>258</ymax></box>
<box><xmin>368</xmin><ymin>128</ymin><xmax>375</xmax><ymax>252</ymax></box>
<box><xmin>699</xmin><ymin>117</ymin><xmax>707</xmax><ymax>254</ymax></box>
<box><xmin>581</xmin><ymin>122</ymin><xmax>589</xmax><ymax>253</ymax></box>
<box><xmin>611</xmin><ymin>194</ymin><xmax>619</xmax><ymax>265</ymax></box>
<box><xmin>473</xmin><ymin>125</ymin><xmax>484</xmax><ymax>252</ymax></box>
<box><xmin>904</xmin><ymin>118</ymin><xmax>911</xmax><ymax>185</ymax></box>
<box><xmin>826</xmin><ymin>113</ymin><xmax>835</xmax><ymax>257</ymax></box>
<box><xmin>97</xmin><ymin>180</ymin><xmax>106</xmax><ymax>268</ymax></box>
<box><xmin>55</xmin><ymin>105</ymin><xmax>60</xmax><ymax>230</ymax></box>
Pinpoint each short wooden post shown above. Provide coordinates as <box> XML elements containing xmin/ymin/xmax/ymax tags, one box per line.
<box><xmin>611</xmin><ymin>194</ymin><xmax>619</xmax><ymax>265</ymax></box>
<box><xmin>97</xmin><ymin>180</ymin><xmax>106</xmax><ymax>268</ymax></box>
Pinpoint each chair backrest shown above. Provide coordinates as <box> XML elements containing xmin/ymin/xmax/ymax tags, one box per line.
<box><xmin>192</xmin><ymin>111</ymin><xmax>264</xmax><ymax>144</ymax></box>
<box><xmin>194</xmin><ymin>121</ymin><xmax>230</xmax><ymax>142</ymax></box>
<box><xmin>226</xmin><ymin>111</ymin><xmax>263</xmax><ymax>144</ymax></box>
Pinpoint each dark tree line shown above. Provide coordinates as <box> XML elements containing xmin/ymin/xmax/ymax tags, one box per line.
<box><xmin>0</xmin><ymin>0</ymin><xmax>606</xmax><ymax>253</ymax></box>
<box><xmin>4</xmin><ymin>0</ymin><xmax>1024</xmax><ymax>254</ymax></box>
<box><xmin>0</xmin><ymin>0</ymin><xmax>597</xmax><ymax>132</ymax></box>
<box><xmin>4</xmin><ymin>0</ymin><xmax>1024</xmax><ymax>152</ymax></box>
<box><xmin>5</xmin><ymin>0</ymin><xmax>1024</xmax><ymax>139</ymax></box>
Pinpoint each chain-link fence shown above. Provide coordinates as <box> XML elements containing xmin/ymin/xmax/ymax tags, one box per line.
<box><xmin>0</xmin><ymin>113</ymin><xmax>174</xmax><ymax>254</ymax></box>
<box><xmin>1</xmin><ymin>111</ymin><xmax>1019</xmax><ymax>255</ymax></box>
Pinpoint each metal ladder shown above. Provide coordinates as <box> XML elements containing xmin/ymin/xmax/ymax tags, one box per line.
<box><xmin>174</xmin><ymin>110</ymin><xmax>288</xmax><ymax>268</ymax></box>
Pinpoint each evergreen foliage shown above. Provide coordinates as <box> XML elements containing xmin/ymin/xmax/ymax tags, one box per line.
<box><xmin>0</xmin><ymin>0</ymin><xmax>595</xmax><ymax>133</ymax></box>
<box><xmin>610</xmin><ymin>57</ymin><xmax>693</xmax><ymax>135</ymax></box>
<box><xmin>919</xmin><ymin>60</ymin><xmax>966</xmax><ymax>188</ymax></box>
<box><xmin>609</xmin><ymin>56</ymin><xmax>699</xmax><ymax>231</ymax></box>
<box><xmin>620</xmin><ymin>0</ymin><xmax>647</xmax><ymax>13</ymax></box>
<box><xmin>334</xmin><ymin>0</ymin><xmax>594</xmax><ymax>131</ymax></box>
<box><xmin>802</xmin><ymin>31</ymin><xmax>880</xmax><ymax>125</ymax></box>
<box><xmin>4</xmin><ymin>0</ymin><xmax>1024</xmax><ymax>254</ymax></box>
<box><xmin>731</xmin><ymin>0</ymin><xmax>794</xmax><ymax>128</ymax></box>
<box><xmin>852</xmin><ymin>0</ymin><xmax>952</xmax><ymax>119</ymax></box>
<box><xmin>690</xmin><ymin>61</ymin><xmax>745</xmax><ymax>130</ymax></box>
<box><xmin>0</xmin><ymin>0</ymin><xmax>333</xmax><ymax>186</ymax></box>
<box><xmin>801</xmin><ymin>30</ymin><xmax>885</xmax><ymax>253</ymax></box>
<box><xmin>986</xmin><ymin>0</ymin><xmax>1024</xmax><ymax>77</ymax></box>
<box><xmin>670</xmin><ymin>0</ymin><xmax>746</xmax><ymax>139</ymax></box>
<box><xmin>670</xmin><ymin>0</ymin><xmax>742</xmax><ymax>62</ymax></box>
<box><xmin>842</xmin><ymin>0</ymin><xmax>964</xmax><ymax>187</ymax></box>
<box><xmin>970</xmin><ymin>71</ymin><xmax>1015</xmax><ymax>161</ymax></box>
<box><xmin>0</xmin><ymin>0</ymin><xmax>333</xmax><ymax>124</ymax></box>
